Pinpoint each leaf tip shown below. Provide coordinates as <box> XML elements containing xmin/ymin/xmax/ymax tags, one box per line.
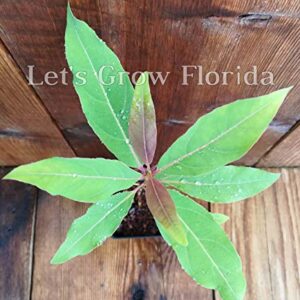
<box><xmin>143</xmin><ymin>71</ymin><xmax>149</xmax><ymax>79</ymax></box>
<box><xmin>173</xmin><ymin>226</ymin><xmax>188</xmax><ymax>246</ymax></box>
<box><xmin>136</xmin><ymin>71</ymin><xmax>149</xmax><ymax>87</ymax></box>
<box><xmin>2</xmin><ymin>169</ymin><xmax>16</xmax><ymax>181</ymax></box>
<box><xmin>50</xmin><ymin>256</ymin><xmax>60</xmax><ymax>265</ymax></box>
<box><xmin>50</xmin><ymin>252</ymin><xmax>65</xmax><ymax>265</ymax></box>
<box><xmin>179</xmin><ymin>235</ymin><xmax>189</xmax><ymax>246</ymax></box>
<box><xmin>67</xmin><ymin>1</ymin><xmax>72</xmax><ymax>14</ymax></box>
<box><xmin>271</xmin><ymin>86</ymin><xmax>293</xmax><ymax>104</ymax></box>
<box><xmin>211</xmin><ymin>213</ymin><xmax>230</xmax><ymax>225</ymax></box>
<box><xmin>66</xmin><ymin>2</ymin><xmax>71</xmax><ymax>15</ymax></box>
<box><xmin>282</xmin><ymin>85</ymin><xmax>294</xmax><ymax>93</ymax></box>
<box><xmin>272</xmin><ymin>172</ymin><xmax>281</xmax><ymax>182</ymax></box>
<box><xmin>66</xmin><ymin>1</ymin><xmax>77</xmax><ymax>24</ymax></box>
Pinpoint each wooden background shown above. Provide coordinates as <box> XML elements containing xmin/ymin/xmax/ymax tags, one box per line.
<box><xmin>0</xmin><ymin>1</ymin><xmax>300</xmax><ymax>300</ymax></box>
<box><xmin>1</xmin><ymin>167</ymin><xmax>299</xmax><ymax>300</ymax></box>
<box><xmin>0</xmin><ymin>0</ymin><xmax>299</xmax><ymax>167</ymax></box>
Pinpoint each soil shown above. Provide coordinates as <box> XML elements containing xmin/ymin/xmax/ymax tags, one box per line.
<box><xmin>113</xmin><ymin>188</ymin><xmax>160</xmax><ymax>238</ymax></box>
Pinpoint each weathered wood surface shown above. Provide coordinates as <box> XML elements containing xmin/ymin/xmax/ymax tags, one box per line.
<box><xmin>1</xmin><ymin>168</ymin><xmax>299</xmax><ymax>299</ymax></box>
<box><xmin>212</xmin><ymin>168</ymin><xmax>300</xmax><ymax>300</ymax></box>
<box><xmin>31</xmin><ymin>192</ymin><xmax>212</xmax><ymax>300</ymax></box>
<box><xmin>0</xmin><ymin>168</ymin><xmax>37</xmax><ymax>300</ymax></box>
<box><xmin>0</xmin><ymin>40</ymin><xmax>74</xmax><ymax>166</ymax></box>
<box><xmin>0</xmin><ymin>1</ymin><xmax>299</xmax><ymax>164</ymax></box>
<box><xmin>258</xmin><ymin>123</ymin><xmax>300</xmax><ymax>167</ymax></box>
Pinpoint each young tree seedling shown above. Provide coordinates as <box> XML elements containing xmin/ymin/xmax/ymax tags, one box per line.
<box><xmin>3</xmin><ymin>5</ymin><xmax>292</xmax><ymax>300</ymax></box>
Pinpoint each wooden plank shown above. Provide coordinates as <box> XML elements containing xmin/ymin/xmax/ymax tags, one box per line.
<box><xmin>0</xmin><ymin>40</ymin><xmax>74</xmax><ymax>166</ymax></box>
<box><xmin>211</xmin><ymin>168</ymin><xmax>300</xmax><ymax>299</ymax></box>
<box><xmin>0</xmin><ymin>1</ymin><xmax>299</xmax><ymax>163</ymax></box>
<box><xmin>258</xmin><ymin>123</ymin><xmax>300</xmax><ymax>167</ymax></box>
<box><xmin>31</xmin><ymin>192</ymin><xmax>212</xmax><ymax>299</ymax></box>
<box><xmin>0</xmin><ymin>168</ymin><xmax>37</xmax><ymax>300</ymax></box>
<box><xmin>160</xmin><ymin>241</ymin><xmax>213</xmax><ymax>300</ymax></box>
<box><xmin>6</xmin><ymin>168</ymin><xmax>300</xmax><ymax>299</ymax></box>
<box><xmin>0</xmin><ymin>0</ymin><xmax>108</xmax><ymax>158</ymax></box>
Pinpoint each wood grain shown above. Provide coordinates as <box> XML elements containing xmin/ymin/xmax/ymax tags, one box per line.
<box><xmin>2</xmin><ymin>168</ymin><xmax>299</xmax><ymax>299</ymax></box>
<box><xmin>0</xmin><ymin>40</ymin><xmax>74</xmax><ymax>166</ymax></box>
<box><xmin>160</xmin><ymin>241</ymin><xmax>213</xmax><ymax>300</ymax></box>
<box><xmin>31</xmin><ymin>192</ymin><xmax>212</xmax><ymax>300</ymax></box>
<box><xmin>211</xmin><ymin>168</ymin><xmax>300</xmax><ymax>300</ymax></box>
<box><xmin>0</xmin><ymin>168</ymin><xmax>37</xmax><ymax>300</ymax></box>
<box><xmin>0</xmin><ymin>1</ymin><xmax>299</xmax><ymax>163</ymax></box>
<box><xmin>258</xmin><ymin>122</ymin><xmax>300</xmax><ymax>167</ymax></box>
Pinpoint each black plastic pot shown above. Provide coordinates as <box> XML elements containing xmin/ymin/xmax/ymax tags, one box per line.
<box><xmin>113</xmin><ymin>189</ymin><xmax>160</xmax><ymax>239</ymax></box>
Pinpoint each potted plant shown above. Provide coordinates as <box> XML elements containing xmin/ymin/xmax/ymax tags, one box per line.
<box><xmin>3</xmin><ymin>5</ymin><xmax>292</xmax><ymax>300</ymax></box>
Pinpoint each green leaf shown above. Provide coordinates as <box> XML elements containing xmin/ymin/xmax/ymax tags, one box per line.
<box><xmin>158</xmin><ymin>190</ymin><xmax>246</xmax><ymax>300</ymax></box>
<box><xmin>157</xmin><ymin>88</ymin><xmax>292</xmax><ymax>177</ymax></box>
<box><xmin>211</xmin><ymin>213</ymin><xmax>229</xmax><ymax>225</ymax></box>
<box><xmin>145</xmin><ymin>177</ymin><xmax>187</xmax><ymax>245</ymax></box>
<box><xmin>51</xmin><ymin>191</ymin><xmax>135</xmax><ymax>264</ymax></box>
<box><xmin>66</xmin><ymin>5</ymin><xmax>140</xmax><ymax>166</ymax></box>
<box><xmin>4</xmin><ymin>157</ymin><xmax>140</xmax><ymax>203</ymax></box>
<box><xmin>129</xmin><ymin>72</ymin><xmax>157</xmax><ymax>165</ymax></box>
<box><xmin>161</xmin><ymin>166</ymin><xmax>280</xmax><ymax>203</ymax></box>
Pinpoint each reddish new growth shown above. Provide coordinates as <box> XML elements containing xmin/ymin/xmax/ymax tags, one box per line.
<box><xmin>138</xmin><ymin>164</ymin><xmax>158</xmax><ymax>178</ymax></box>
